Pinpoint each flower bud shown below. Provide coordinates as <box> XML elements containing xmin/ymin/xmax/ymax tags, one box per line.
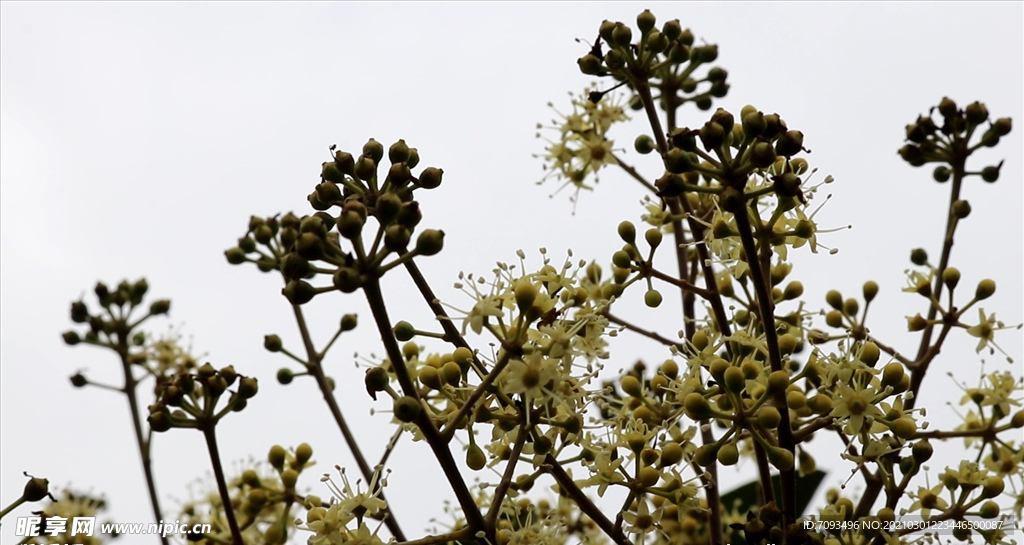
<box><xmin>276</xmin><ymin>368</ymin><xmax>294</xmax><ymax>385</ymax></box>
<box><xmin>981</xmin><ymin>160</ymin><xmax>1003</xmax><ymax>183</ymax></box>
<box><xmin>617</xmin><ymin>221</ymin><xmax>636</xmax><ymax>244</ymax></box>
<box><xmin>981</xmin><ymin>476</ymin><xmax>1004</xmax><ymax>498</ymax></box>
<box><xmin>975</xmin><ymin>279</ymin><xmax>995</xmax><ymax>300</ymax></box>
<box><xmin>964</xmin><ymin>101</ymin><xmax>988</xmax><ymax>124</ymax></box>
<box><xmin>63</xmin><ymin>331</ymin><xmax>81</xmax><ymax>346</ymax></box>
<box><xmin>397</xmin><ymin>201</ymin><xmax>422</xmax><ymax>228</ymax></box>
<box><xmin>645</xmin><ymin>290</ymin><xmax>663</xmax><ymax>308</ymax></box>
<box><xmin>775</xmin><ymin>130</ymin><xmax>804</xmax><ymax>157</ymax></box>
<box><xmin>890</xmin><ymin>417</ymin><xmax>916</xmax><ymax>439</ymax></box>
<box><xmin>578</xmin><ymin>54</ymin><xmax>603</xmax><ymax>75</ymax></box>
<box><xmin>22</xmin><ymin>475</ymin><xmax>50</xmax><ymax>502</ymax></box>
<box><xmin>415</xmin><ymin>229</ymin><xmax>445</xmax><ymax>256</ymax></box>
<box><xmin>466</xmin><ymin>443</ymin><xmax>487</xmax><ymax>471</ymax></box>
<box><xmin>654</xmin><ymin>174</ymin><xmax>686</xmax><ymax>197</ymax></box>
<box><xmin>418</xmin><ymin>167</ymin><xmax>443</xmax><ymax>190</ymax></box>
<box><xmin>991</xmin><ymin>117</ymin><xmax>1012</xmax><ymax>136</ymax></box>
<box><xmin>384</xmin><ymin>225</ymin><xmax>411</xmax><ymax>251</ymax></box>
<box><xmin>861</xmin><ymin>280</ymin><xmax>879</xmax><ymax>303</ymax></box>
<box><xmin>932</xmin><ymin>166</ymin><xmax>951</xmax><ymax>183</ymax></box>
<box><xmin>911</xmin><ymin>439</ymin><xmax>932</xmax><ymax>463</ymax></box>
<box><xmin>611</xmin><ymin>23</ymin><xmax>632</xmax><ymax>47</ymax></box>
<box><xmin>768</xmin><ymin>447</ymin><xmax>794</xmax><ymax>471</ymax></box>
<box><xmin>937</xmin><ymin>97</ymin><xmax>957</xmax><ymax>118</ymax></box>
<box><xmin>393</xmin><ymin>321</ymin><xmax>416</xmax><ymax>342</ymax></box>
<box><xmin>898</xmin><ymin>144</ymin><xmax>926</xmax><ymax>166</ymax></box>
<box><xmin>150</xmin><ymin>300</ymin><xmax>171</xmax><ymax>315</ymax></box>
<box><xmin>336</xmin><ymin>210</ymin><xmax>365</xmax><ymax>240</ymax></box>
<box><xmin>636</xmin><ymin>9</ymin><xmax>656</xmax><ymax>33</ymax></box>
<box><xmin>634</xmin><ymin>134</ymin><xmax>655</xmax><ymax>154</ymax></box>
<box><xmin>264</xmin><ymin>334</ymin><xmax>283</xmax><ymax>353</ymax></box>
<box><xmin>951</xmin><ymin>199</ymin><xmax>971</xmax><ymax>219</ymax></box>
<box><xmin>509</xmin><ymin>279</ymin><xmax>538</xmax><ymax>313</ymax></box>
<box><xmin>148</xmin><ymin>411</ymin><xmax>172</xmax><ymax>432</ymax></box>
<box><xmin>238</xmin><ymin>376</ymin><xmax>258</xmax><ymax>399</ymax></box>
<box><xmin>354</xmin><ymin>155</ymin><xmax>376</xmax><ymax>181</ymax></box>
<box><xmin>394</xmin><ymin>396</ymin><xmax>421</xmax><ymax>422</ymax></box>
<box><xmin>750</xmin><ymin>141</ymin><xmax>776</xmax><ymax>167</ymax></box>
<box><xmin>283</xmin><ymin>280</ymin><xmax>316</xmax><ymax>305</ymax></box>
<box><xmin>699</xmin><ymin>121</ymin><xmax>726</xmax><ymax>150</ymax></box>
<box><xmin>683</xmin><ymin>392</ymin><xmax>711</xmax><ymax>420</ymax></box>
<box><xmin>664</xmin><ymin>148</ymin><xmax>695</xmax><ymax>173</ymax></box>
<box><xmin>716</xmin><ymin>443</ymin><xmax>739</xmax><ymax>465</ymax></box>
<box><xmin>910</xmin><ymin>248</ymin><xmax>928</xmax><ymax>266</ymax></box>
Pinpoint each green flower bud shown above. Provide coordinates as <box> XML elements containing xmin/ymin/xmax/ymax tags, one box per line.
<box><xmin>264</xmin><ymin>335</ymin><xmax>283</xmax><ymax>352</ymax></box>
<box><xmin>775</xmin><ymin>130</ymin><xmax>804</xmax><ymax>157</ymax></box>
<box><xmin>22</xmin><ymin>475</ymin><xmax>50</xmax><ymax>502</ymax></box>
<box><xmin>388</xmin><ymin>139</ymin><xmax>410</xmax><ymax>164</ymax></box>
<box><xmin>321</xmin><ymin>161</ymin><xmax>345</xmax><ymax>184</ymax></box>
<box><xmin>664</xmin><ymin>148</ymin><xmax>695</xmax><ymax>173</ymax></box>
<box><xmin>237</xmin><ymin>376</ymin><xmax>258</xmax><ymax>399</ymax></box>
<box><xmin>361</xmin><ymin>138</ymin><xmax>384</xmax><ymax>163</ymax></box>
<box><xmin>276</xmin><ymin>368</ymin><xmax>294</xmax><ymax>385</ymax></box>
<box><xmin>394</xmin><ymin>396</ymin><xmax>421</xmax><ymax>422</ymax></box>
<box><xmin>940</xmin><ymin>267</ymin><xmax>960</xmax><ymax>290</ymax></box>
<box><xmin>604</xmin><ymin>48</ymin><xmax>625</xmax><ymax>70</ymax></box>
<box><xmin>150</xmin><ymin>299</ymin><xmax>171</xmax><ymax>315</ymax></box>
<box><xmin>514</xmin><ymin>279</ymin><xmax>538</xmax><ymax>312</ymax></box>
<box><xmin>723</xmin><ymin>365</ymin><xmax>745</xmax><ymax>394</ymax></box>
<box><xmin>891</xmin><ymin>417</ymin><xmax>916</xmax><ymax>439</ymax></box>
<box><xmin>281</xmin><ymin>253</ymin><xmax>310</xmax><ymax>280</ymax></box>
<box><xmin>861</xmin><ymin>280</ymin><xmax>879</xmax><ymax>302</ymax></box>
<box><xmin>418</xmin><ymin>167</ymin><xmax>443</xmax><ymax>189</ymax></box>
<box><xmin>634</xmin><ymin>134</ymin><xmax>656</xmax><ymax>154</ymax></box>
<box><xmin>617</xmin><ymin>221</ymin><xmax>636</xmax><ymax>244</ymax></box>
<box><xmin>712</xmin><ymin>443</ymin><xmax>736</xmax><ymax>466</ymax></box>
<box><xmin>332</xmin><ymin>150</ymin><xmax>355</xmax><ymax>176</ymax></box>
<box><xmin>466</xmin><ymin>443</ymin><xmax>487</xmax><ymax>471</ymax></box>
<box><xmin>981</xmin><ymin>476</ymin><xmax>1004</xmax><ymax>498</ymax></box>
<box><xmin>644</xmin><ymin>289</ymin><xmax>662</xmax><ymax>308</ymax></box>
<box><xmin>354</xmin><ymin>155</ymin><xmax>376</xmax><ymax>181</ymax></box>
<box><xmin>636</xmin><ymin>9</ymin><xmax>656</xmax><ymax>33</ymax></box>
<box><xmin>768</xmin><ymin>447</ymin><xmax>794</xmax><ymax>471</ymax></box>
<box><xmin>683</xmin><ymin>392</ymin><xmax>711</xmax><ymax>420</ymax></box>
<box><xmin>911</xmin><ymin>439</ymin><xmax>932</xmax><ymax>463</ymax></box>
<box><xmin>578</xmin><ymin>54</ymin><xmax>603</xmax><ymax>75</ymax></box>
<box><xmin>979</xmin><ymin>500</ymin><xmax>1000</xmax><ymax>519</ymax></box>
<box><xmin>70</xmin><ymin>372</ymin><xmax>87</xmax><ymax>387</ymax></box>
<box><xmin>975</xmin><ymin>279</ymin><xmax>995</xmax><ymax>300</ymax></box>
<box><xmin>645</xmin><ymin>228</ymin><xmax>662</xmax><ymax>249</ymax></box>
<box><xmin>63</xmin><ymin>331</ymin><xmax>81</xmax><ymax>346</ymax></box>
<box><xmin>646</xmin><ymin>31</ymin><xmax>670</xmax><ymax>54</ymax></box>
<box><xmin>980</xmin><ymin>128</ymin><xmax>1000</xmax><ymax>147</ymax></box>
<box><xmin>654</xmin><ymin>173</ymin><xmax>686</xmax><ymax>197</ymax></box>
<box><xmin>283</xmin><ymin>280</ymin><xmax>316</xmax><ymax>305</ymax></box>
<box><xmin>148</xmin><ymin>411</ymin><xmax>172</xmax><ymax>433</ymax></box>
<box><xmin>750</xmin><ymin>141</ymin><xmax>777</xmax><ymax>167</ymax></box>
<box><xmin>1011</xmin><ymin>410</ymin><xmax>1024</xmax><ymax>428</ymax></box>
<box><xmin>981</xmin><ymin>160</ymin><xmax>1003</xmax><ymax>183</ymax></box>
<box><xmin>910</xmin><ymin>248</ymin><xmax>929</xmax><ymax>267</ymax></box>
<box><xmin>441</xmin><ymin>360</ymin><xmax>462</xmax><ymax>386</ymax></box>
<box><xmin>758</xmin><ymin>406</ymin><xmax>782</xmax><ymax>429</ymax></box>
<box><xmin>611</xmin><ymin>23</ymin><xmax>632</xmax><ymax>47</ymax></box>
<box><xmin>393</xmin><ymin>321</ymin><xmax>416</xmax><ymax>342</ymax></box>
<box><xmin>415</xmin><ymin>229</ymin><xmax>445</xmax><ymax>256</ymax></box>
<box><xmin>932</xmin><ymin>166</ymin><xmax>951</xmax><ymax>183</ymax></box>
<box><xmin>964</xmin><ymin>101</ymin><xmax>988</xmax><ymax>124</ymax></box>
<box><xmin>385</xmin><ymin>162</ymin><xmax>412</xmax><ymax>187</ymax></box>
<box><xmin>662</xmin><ymin>19</ymin><xmax>681</xmax><ymax>41</ymax></box>
<box><xmin>699</xmin><ymin>121</ymin><xmax>726</xmax><ymax>150</ymax></box>
<box><xmin>397</xmin><ymin>201</ymin><xmax>422</xmax><ymax>228</ymax></box>
<box><xmin>612</xmin><ymin>250</ymin><xmax>632</xmax><ymax>269</ymax></box>
<box><xmin>952</xmin><ymin>199</ymin><xmax>971</xmax><ymax>219</ymax></box>
<box><xmin>384</xmin><ymin>224</ymin><xmax>411</xmax><ymax>251</ymax></box>
<box><xmin>336</xmin><ymin>210</ymin><xmax>364</xmax><ymax>240</ymax></box>
<box><xmin>937</xmin><ymin>97</ymin><xmax>957</xmax><ymax>118</ymax></box>
<box><xmin>992</xmin><ymin>117</ymin><xmax>1012</xmax><ymax>136</ymax></box>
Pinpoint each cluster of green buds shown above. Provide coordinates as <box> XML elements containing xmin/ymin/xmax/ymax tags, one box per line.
<box><xmin>147</xmin><ymin>363</ymin><xmax>258</xmax><ymax>432</ymax></box>
<box><xmin>578</xmin><ymin>10</ymin><xmax>729</xmax><ymax>111</ymax></box>
<box><xmin>225</xmin><ymin>138</ymin><xmax>445</xmax><ymax>306</ymax></box>
<box><xmin>899</xmin><ymin>97</ymin><xmax>1012</xmax><ymax>179</ymax></box>
<box><xmin>62</xmin><ymin>279</ymin><xmax>169</xmax><ymax>352</ymax></box>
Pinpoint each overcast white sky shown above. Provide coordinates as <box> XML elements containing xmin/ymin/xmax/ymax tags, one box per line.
<box><xmin>2</xmin><ymin>3</ymin><xmax>1022</xmax><ymax>544</ymax></box>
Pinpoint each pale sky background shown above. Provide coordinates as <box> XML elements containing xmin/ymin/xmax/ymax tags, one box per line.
<box><xmin>2</xmin><ymin>3</ymin><xmax>1022</xmax><ymax>544</ymax></box>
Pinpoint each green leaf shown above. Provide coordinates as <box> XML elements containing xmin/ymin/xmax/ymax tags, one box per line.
<box><xmin>719</xmin><ymin>470</ymin><xmax>827</xmax><ymax>544</ymax></box>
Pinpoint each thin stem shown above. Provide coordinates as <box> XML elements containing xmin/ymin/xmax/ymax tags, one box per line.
<box><xmin>732</xmin><ymin>205</ymin><xmax>796</xmax><ymax>521</ymax></box>
<box><xmin>396</xmin><ymin>528</ymin><xmax>472</xmax><ymax>545</ymax></box>
<box><xmin>485</xmin><ymin>423</ymin><xmax>529</xmax><ymax>529</ymax></box>
<box><xmin>201</xmin><ymin>426</ymin><xmax>243</xmax><ymax>545</ymax></box>
<box><xmin>291</xmin><ymin>304</ymin><xmax>406</xmax><ymax>542</ymax></box>
<box><xmin>362</xmin><ymin>279</ymin><xmax>487</xmax><ymax>535</ymax></box>
<box><xmin>0</xmin><ymin>496</ymin><xmax>26</xmax><ymax>520</ymax></box>
<box><xmin>118</xmin><ymin>345</ymin><xmax>169</xmax><ymax>545</ymax></box>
